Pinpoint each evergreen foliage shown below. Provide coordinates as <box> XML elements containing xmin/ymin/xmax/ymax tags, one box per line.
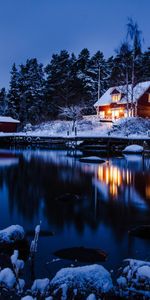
<box><xmin>1</xmin><ymin>28</ymin><xmax>149</xmax><ymax>125</ymax></box>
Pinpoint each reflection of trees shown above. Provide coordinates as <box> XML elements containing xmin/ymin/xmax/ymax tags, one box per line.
<box><xmin>0</xmin><ymin>153</ymin><xmax>100</xmax><ymax>233</ymax></box>
<box><xmin>0</xmin><ymin>151</ymin><xmax>150</xmax><ymax>240</ymax></box>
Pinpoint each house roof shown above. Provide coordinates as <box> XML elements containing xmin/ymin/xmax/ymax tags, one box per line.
<box><xmin>0</xmin><ymin>116</ymin><xmax>20</xmax><ymax>123</ymax></box>
<box><xmin>94</xmin><ymin>81</ymin><xmax>150</xmax><ymax>107</ymax></box>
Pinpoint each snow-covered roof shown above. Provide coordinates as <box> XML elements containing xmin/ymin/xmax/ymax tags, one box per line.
<box><xmin>94</xmin><ymin>81</ymin><xmax>150</xmax><ymax>107</ymax></box>
<box><xmin>0</xmin><ymin>116</ymin><xmax>20</xmax><ymax>123</ymax></box>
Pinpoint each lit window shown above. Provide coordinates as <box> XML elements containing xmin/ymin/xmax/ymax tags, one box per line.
<box><xmin>148</xmin><ymin>94</ymin><xmax>150</xmax><ymax>103</ymax></box>
<box><xmin>99</xmin><ymin>111</ymin><xmax>105</xmax><ymax>119</ymax></box>
<box><xmin>112</xmin><ymin>94</ymin><xmax>121</xmax><ymax>102</ymax></box>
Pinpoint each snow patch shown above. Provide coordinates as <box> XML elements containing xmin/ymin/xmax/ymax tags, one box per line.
<box><xmin>0</xmin><ymin>225</ymin><xmax>25</xmax><ymax>243</ymax></box>
<box><xmin>123</xmin><ymin>144</ymin><xmax>143</xmax><ymax>153</ymax></box>
<box><xmin>80</xmin><ymin>156</ymin><xmax>106</xmax><ymax>163</ymax></box>
<box><xmin>86</xmin><ymin>293</ymin><xmax>97</xmax><ymax>300</ymax></box>
<box><xmin>0</xmin><ymin>268</ymin><xmax>16</xmax><ymax>288</ymax></box>
<box><xmin>31</xmin><ymin>278</ymin><xmax>50</xmax><ymax>294</ymax></box>
<box><xmin>117</xmin><ymin>259</ymin><xmax>150</xmax><ymax>298</ymax></box>
<box><xmin>50</xmin><ymin>264</ymin><xmax>113</xmax><ymax>296</ymax></box>
<box><xmin>21</xmin><ymin>296</ymin><xmax>35</xmax><ymax>300</ymax></box>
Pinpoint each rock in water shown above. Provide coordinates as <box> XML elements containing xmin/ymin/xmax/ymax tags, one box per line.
<box><xmin>129</xmin><ymin>225</ymin><xmax>150</xmax><ymax>239</ymax></box>
<box><xmin>123</xmin><ymin>144</ymin><xmax>143</xmax><ymax>154</ymax></box>
<box><xmin>80</xmin><ymin>156</ymin><xmax>106</xmax><ymax>163</ymax></box>
<box><xmin>50</xmin><ymin>264</ymin><xmax>113</xmax><ymax>299</ymax></box>
<box><xmin>0</xmin><ymin>225</ymin><xmax>25</xmax><ymax>244</ymax></box>
<box><xmin>117</xmin><ymin>259</ymin><xmax>150</xmax><ymax>299</ymax></box>
<box><xmin>54</xmin><ymin>246</ymin><xmax>107</xmax><ymax>262</ymax></box>
<box><xmin>55</xmin><ymin>193</ymin><xmax>80</xmax><ymax>204</ymax></box>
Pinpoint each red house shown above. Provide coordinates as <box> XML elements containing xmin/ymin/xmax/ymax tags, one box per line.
<box><xmin>0</xmin><ymin>116</ymin><xmax>20</xmax><ymax>132</ymax></box>
<box><xmin>94</xmin><ymin>81</ymin><xmax>150</xmax><ymax>120</ymax></box>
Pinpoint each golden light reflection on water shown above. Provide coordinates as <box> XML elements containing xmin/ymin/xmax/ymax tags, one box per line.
<box><xmin>146</xmin><ymin>185</ymin><xmax>150</xmax><ymax>199</ymax></box>
<box><xmin>97</xmin><ymin>164</ymin><xmax>132</xmax><ymax>198</ymax></box>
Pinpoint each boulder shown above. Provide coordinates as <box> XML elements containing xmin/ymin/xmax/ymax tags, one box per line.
<box><xmin>79</xmin><ymin>156</ymin><xmax>106</xmax><ymax>163</ymax></box>
<box><xmin>117</xmin><ymin>259</ymin><xmax>150</xmax><ymax>299</ymax></box>
<box><xmin>55</xmin><ymin>193</ymin><xmax>80</xmax><ymax>204</ymax></box>
<box><xmin>54</xmin><ymin>246</ymin><xmax>107</xmax><ymax>263</ymax></box>
<box><xmin>0</xmin><ymin>225</ymin><xmax>25</xmax><ymax>244</ymax></box>
<box><xmin>50</xmin><ymin>264</ymin><xmax>113</xmax><ymax>299</ymax></box>
<box><xmin>123</xmin><ymin>144</ymin><xmax>143</xmax><ymax>154</ymax></box>
<box><xmin>129</xmin><ymin>225</ymin><xmax>150</xmax><ymax>239</ymax></box>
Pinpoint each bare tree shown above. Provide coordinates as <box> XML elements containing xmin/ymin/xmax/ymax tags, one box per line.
<box><xmin>59</xmin><ymin>104</ymin><xmax>84</xmax><ymax>132</ymax></box>
<box><xmin>127</xmin><ymin>18</ymin><xmax>142</xmax><ymax>116</ymax></box>
<box><xmin>116</xmin><ymin>42</ymin><xmax>131</xmax><ymax>117</ymax></box>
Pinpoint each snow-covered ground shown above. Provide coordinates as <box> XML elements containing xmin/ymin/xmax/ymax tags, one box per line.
<box><xmin>21</xmin><ymin>117</ymin><xmax>150</xmax><ymax>139</ymax></box>
<box><xmin>0</xmin><ymin>117</ymin><xmax>149</xmax><ymax>139</ymax></box>
<box><xmin>23</xmin><ymin>118</ymin><xmax>110</xmax><ymax>137</ymax></box>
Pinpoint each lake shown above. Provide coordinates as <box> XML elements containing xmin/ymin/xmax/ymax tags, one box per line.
<box><xmin>0</xmin><ymin>148</ymin><xmax>150</xmax><ymax>284</ymax></box>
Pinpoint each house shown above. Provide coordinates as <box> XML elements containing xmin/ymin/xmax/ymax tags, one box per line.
<box><xmin>94</xmin><ymin>81</ymin><xmax>150</xmax><ymax>120</ymax></box>
<box><xmin>0</xmin><ymin>116</ymin><xmax>20</xmax><ymax>132</ymax></box>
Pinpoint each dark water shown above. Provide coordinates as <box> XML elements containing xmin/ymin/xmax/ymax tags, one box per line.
<box><xmin>0</xmin><ymin>148</ymin><xmax>150</xmax><ymax>282</ymax></box>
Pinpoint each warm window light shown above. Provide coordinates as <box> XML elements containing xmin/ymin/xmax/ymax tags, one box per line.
<box><xmin>148</xmin><ymin>94</ymin><xmax>150</xmax><ymax>103</ymax></box>
<box><xmin>112</xmin><ymin>94</ymin><xmax>121</xmax><ymax>102</ymax></box>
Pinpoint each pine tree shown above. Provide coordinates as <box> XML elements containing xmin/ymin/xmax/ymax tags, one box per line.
<box><xmin>76</xmin><ymin>48</ymin><xmax>93</xmax><ymax>102</ymax></box>
<box><xmin>45</xmin><ymin>50</ymin><xmax>77</xmax><ymax>116</ymax></box>
<box><xmin>18</xmin><ymin>59</ymin><xmax>45</xmax><ymax>124</ymax></box>
<box><xmin>0</xmin><ymin>88</ymin><xmax>8</xmax><ymax>115</ymax></box>
<box><xmin>90</xmin><ymin>51</ymin><xmax>109</xmax><ymax>99</ymax></box>
<box><xmin>7</xmin><ymin>63</ymin><xmax>20</xmax><ymax>118</ymax></box>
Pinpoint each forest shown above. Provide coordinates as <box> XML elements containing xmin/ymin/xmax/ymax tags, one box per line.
<box><xmin>0</xmin><ymin>20</ymin><xmax>150</xmax><ymax>125</ymax></box>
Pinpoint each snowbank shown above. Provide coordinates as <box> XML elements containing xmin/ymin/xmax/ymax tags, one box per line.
<box><xmin>123</xmin><ymin>144</ymin><xmax>143</xmax><ymax>153</ymax></box>
<box><xmin>50</xmin><ymin>264</ymin><xmax>113</xmax><ymax>298</ymax></box>
<box><xmin>117</xmin><ymin>259</ymin><xmax>150</xmax><ymax>299</ymax></box>
<box><xmin>31</xmin><ymin>278</ymin><xmax>50</xmax><ymax>294</ymax></box>
<box><xmin>0</xmin><ymin>225</ymin><xmax>25</xmax><ymax>243</ymax></box>
<box><xmin>0</xmin><ymin>268</ymin><xmax>16</xmax><ymax>288</ymax></box>
<box><xmin>23</xmin><ymin>119</ymin><xmax>110</xmax><ymax>137</ymax></box>
<box><xmin>111</xmin><ymin>117</ymin><xmax>150</xmax><ymax>137</ymax></box>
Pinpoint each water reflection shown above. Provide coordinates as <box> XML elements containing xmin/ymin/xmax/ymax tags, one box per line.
<box><xmin>0</xmin><ymin>149</ymin><xmax>150</xmax><ymax>277</ymax></box>
<box><xmin>94</xmin><ymin>156</ymin><xmax>150</xmax><ymax>210</ymax></box>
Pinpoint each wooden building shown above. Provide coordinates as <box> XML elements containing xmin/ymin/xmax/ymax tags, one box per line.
<box><xmin>94</xmin><ymin>81</ymin><xmax>150</xmax><ymax>121</ymax></box>
<box><xmin>0</xmin><ymin>117</ymin><xmax>20</xmax><ymax>132</ymax></box>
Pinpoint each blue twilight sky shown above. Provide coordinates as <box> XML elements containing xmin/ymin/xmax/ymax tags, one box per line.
<box><xmin>0</xmin><ymin>0</ymin><xmax>150</xmax><ymax>88</ymax></box>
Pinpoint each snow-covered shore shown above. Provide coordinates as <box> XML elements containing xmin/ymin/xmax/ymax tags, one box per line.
<box><xmin>0</xmin><ymin>225</ymin><xmax>150</xmax><ymax>299</ymax></box>
<box><xmin>0</xmin><ymin>117</ymin><xmax>149</xmax><ymax>141</ymax></box>
<box><xmin>21</xmin><ymin>117</ymin><xmax>150</xmax><ymax>139</ymax></box>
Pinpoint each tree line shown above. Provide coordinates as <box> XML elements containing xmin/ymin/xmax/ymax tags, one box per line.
<box><xmin>0</xmin><ymin>20</ymin><xmax>150</xmax><ymax>125</ymax></box>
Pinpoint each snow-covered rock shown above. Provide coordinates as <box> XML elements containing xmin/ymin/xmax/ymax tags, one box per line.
<box><xmin>0</xmin><ymin>267</ymin><xmax>16</xmax><ymax>288</ymax></box>
<box><xmin>80</xmin><ymin>156</ymin><xmax>106</xmax><ymax>163</ymax></box>
<box><xmin>16</xmin><ymin>278</ymin><xmax>25</xmax><ymax>291</ymax></box>
<box><xmin>21</xmin><ymin>296</ymin><xmax>35</xmax><ymax>300</ymax></box>
<box><xmin>11</xmin><ymin>250</ymin><xmax>24</xmax><ymax>271</ymax></box>
<box><xmin>123</xmin><ymin>144</ymin><xmax>143</xmax><ymax>154</ymax></box>
<box><xmin>117</xmin><ymin>259</ymin><xmax>150</xmax><ymax>299</ymax></box>
<box><xmin>50</xmin><ymin>264</ymin><xmax>113</xmax><ymax>298</ymax></box>
<box><xmin>0</xmin><ymin>225</ymin><xmax>25</xmax><ymax>243</ymax></box>
<box><xmin>31</xmin><ymin>278</ymin><xmax>50</xmax><ymax>294</ymax></box>
<box><xmin>86</xmin><ymin>294</ymin><xmax>97</xmax><ymax>300</ymax></box>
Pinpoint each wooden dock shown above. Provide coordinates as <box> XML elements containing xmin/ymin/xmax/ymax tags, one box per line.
<box><xmin>0</xmin><ymin>134</ymin><xmax>149</xmax><ymax>153</ymax></box>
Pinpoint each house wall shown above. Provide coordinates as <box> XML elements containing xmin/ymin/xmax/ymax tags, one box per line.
<box><xmin>137</xmin><ymin>87</ymin><xmax>150</xmax><ymax>118</ymax></box>
<box><xmin>0</xmin><ymin>122</ymin><xmax>17</xmax><ymax>132</ymax></box>
<box><xmin>96</xmin><ymin>87</ymin><xmax>150</xmax><ymax>119</ymax></box>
